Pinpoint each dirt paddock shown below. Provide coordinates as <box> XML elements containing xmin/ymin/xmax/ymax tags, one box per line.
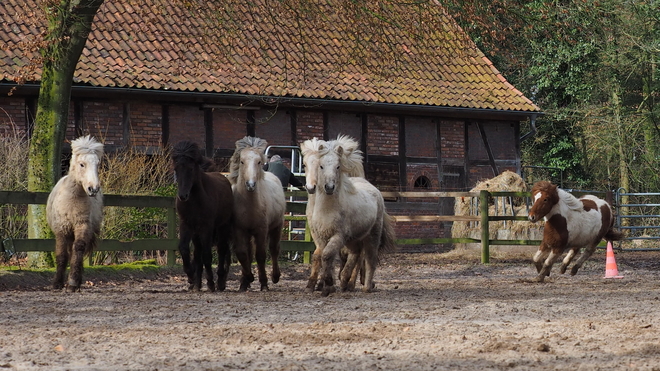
<box><xmin>1</xmin><ymin>251</ymin><xmax>660</xmax><ymax>371</ymax></box>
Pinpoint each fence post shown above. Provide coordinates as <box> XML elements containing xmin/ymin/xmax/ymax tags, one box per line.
<box><xmin>167</xmin><ymin>207</ymin><xmax>177</xmax><ymax>266</ymax></box>
<box><xmin>480</xmin><ymin>190</ymin><xmax>490</xmax><ymax>264</ymax></box>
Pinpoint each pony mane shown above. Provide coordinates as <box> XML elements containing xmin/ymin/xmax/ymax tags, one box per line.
<box><xmin>300</xmin><ymin>137</ymin><xmax>324</xmax><ymax>158</ymax></box>
<box><xmin>228</xmin><ymin>136</ymin><xmax>268</xmax><ymax>184</ymax></box>
<box><xmin>70</xmin><ymin>135</ymin><xmax>103</xmax><ymax>158</ymax></box>
<box><xmin>171</xmin><ymin>140</ymin><xmax>202</xmax><ymax>162</ymax></box>
<box><xmin>327</xmin><ymin>135</ymin><xmax>365</xmax><ymax>178</ymax></box>
<box><xmin>558</xmin><ymin>188</ymin><xmax>584</xmax><ymax>211</ymax></box>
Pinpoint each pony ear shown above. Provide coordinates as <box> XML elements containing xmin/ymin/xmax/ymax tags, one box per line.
<box><xmin>336</xmin><ymin>145</ymin><xmax>344</xmax><ymax>156</ymax></box>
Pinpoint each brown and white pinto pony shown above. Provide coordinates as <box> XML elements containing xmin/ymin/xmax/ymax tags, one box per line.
<box><xmin>528</xmin><ymin>181</ymin><xmax>623</xmax><ymax>282</ymax></box>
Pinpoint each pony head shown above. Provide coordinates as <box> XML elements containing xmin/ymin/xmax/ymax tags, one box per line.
<box><xmin>300</xmin><ymin>138</ymin><xmax>325</xmax><ymax>194</ymax></box>
<box><xmin>69</xmin><ymin>135</ymin><xmax>103</xmax><ymax>197</ymax></box>
<box><xmin>171</xmin><ymin>141</ymin><xmax>204</xmax><ymax>201</ymax></box>
<box><xmin>317</xmin><ymin>135</ymin><xmax>363</xmax><ymax>195</ymax></box>
<box><xmin>229</xmin><ymin>136</ymin><xmax>268</xmax><ymax>192</ymax></box>
<box><xmin>528</xmin><ymin>181</ymin><xmax>559</xmax><ymax>223</ymax></box>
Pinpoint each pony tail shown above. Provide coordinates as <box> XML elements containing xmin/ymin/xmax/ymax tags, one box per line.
<box><xmin>378</xmin><ymin>212</ymin><xmax>398</xmax><ymax>258</ymax></box>
<box><xmin>605</xmin><ymin>228</ymin><xmax>625</xmax><ymax>242</ymax></box>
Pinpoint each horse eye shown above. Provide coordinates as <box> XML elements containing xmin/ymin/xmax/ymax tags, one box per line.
<box><xmin>80</xmin><ymin>163</ymin><xmax>85</xmax><ymax>168</ymax></box>
<box><xmin>320</xmin><ymin>165</ymin><xmax>324</xmax><ymax>169</ymax></box>
<box><xmin>336</xmin><ymin>165</ymin><xmax>340</xmax><ymax>170</ymax></box>
<box><xmin>240</xmin><ymin>161</ymin><xmax>244</xmax><ymax>164</ymax></box>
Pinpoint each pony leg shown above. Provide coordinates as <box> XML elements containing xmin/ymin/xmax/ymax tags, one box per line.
<box><xmin>535</xmin><ymin>250</ymin><xmax>560</xmax><ymax>282</ymax></box>
<box><xmin>215</xmin><ymin>227</ymin><xmax>232</xmax><ymax>292</ymax></box>
<box><xmin>306</xmin><ymin>244</ymin><xmax>323</xmax><ymax>292</ymax></box>
<box><xmin>559</xmin><ymin>248</ymin><xmax>580</xmax><ymax>274</ymax></box>
<box><xmin>234</xmin><ymin>232</ymin><xmax>254</xmax><ymax>292</ymax></box>
<box><xmin>570</xmin><ymin>244</ymin><xmax>597</xmax><ymax>276</ymax></box>
<box><xmin>254</xmin><ymin>232</ymin><xmax>269</xmax><ymax>291</ymax></box>
<box><xmin>67</xmin><ymin>225</ymin><xmax>94</xmax><ymax>292</ymax></box>
<box><xmin>177</xmin><ymin>227</ymin><xmax>195</xmax><ymax>289</ymax></box>
<box><xmin>53</xmin><ymin>234</ymin><xmax>73</xmax><ymax>290</ymax></box>
<box><xmin>339</xmin><ymin>251</ymin><xmax>360</xmax><ymax>292</ymax></box>
<box><xmin>532</xmin><ymin>247</ymin><xmax>551</xmax><ymax>273</ymax></box>
<box><xmin>320</xmin><ymin>235</ymin><xmax>344</xmax><ymax>297</ymax></box>
<box><xmin>268</xmin><ymin>226</ymin><xmax>282</xmax><ymax>285</ymax></box>
<box><xmin>193</xmin><ymin>234</ymin><xmax>215</xmax><ymax>292</ymax></box>
<box><xmin>361</xmin><ymin>242</ymin><xmax>379</xmax><ymax>293</ymax></box>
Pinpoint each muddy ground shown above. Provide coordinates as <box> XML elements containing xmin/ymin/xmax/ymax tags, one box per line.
<box><xmin>1</xmin><ymin>250</ymin><xmax>660</xmax><ymax>371</ymax></box>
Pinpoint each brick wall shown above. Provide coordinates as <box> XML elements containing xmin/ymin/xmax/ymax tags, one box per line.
<box><xmin>440</xmin><ymin>120</ymin><xmax>464</xmax><ymax>159</ymax></box>
<box><xmin>328</xmin><ymin>112</ymin><xmax>361</xmax><ymax>142</ymax></box>
<box><xmin>79</xmin><ymin>101</ymin><xmax>124</xmax><ymax>145</ymax></box>
<box><xmin>0</xmin><ymin>97</ymin><xmax>27</xmax><ymax>136</ymax></box>
<box><xmin>367</xmin><ymin>115</ymin><xmax>398</xmax><ymax>156</ymax></box>
<box><xmin>296</xmin><ymin>111</ymin><xmax>324</xmax><ymax>141</ymax></box>
<box><xmin>169</xmin><ymin>105</ymin><xmax>205</xmax><ymax>147</ymax></box>
<box><xmin>130</xmin><ymin>102</ymin><xmax>162</xmax><ymax>148</ymax></box>
<box><xmin>255</xmin><ymin>109</ymin><xmax>291</xmax><ymax>146</ymax></box>
<box><xmin>405</xmin><ymin>117</ymin><xmax>436</xmax><ymax>158</ymax></box>
<box><xmin>213</xmin><ymin>109</ymin><xmax>248</xmax><ymax>150</ymax></box>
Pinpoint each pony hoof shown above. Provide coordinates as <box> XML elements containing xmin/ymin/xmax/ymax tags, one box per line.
<box><xmin>321</xmin><ymin>286</ymin><xmax>336</xmax><ymax>297</ymax></box>
<box><xmin>261</xmin><ymin>284</ymin><xmax>269</xmax><ymax>291</ymax></box>
<box><xmin>560</xmin><ymin>265</ymin><xmax>567</xmax><ymax>274</ymax></box>
<box><xmin>533</xmin><ymin>275</ymin><xmax>546</xmax><ymax>283</ymax></box>
<box><xmin>272</xmin><ymin>272</ymin><xmax>280</xmax><ymax>284</ymax></box>
<box><xmin>65</xmin><ymin>285</ymin><xmax>80</xmax><ymax>293</ymax></box>
<box><xmin>52</xmin><ymin>283</ymin><xmax>64</xmax><ymax>291</ymax></box>
<box><xmin>217</xmin><ymin>282</ymin><xmax>227</xmax><ymax>292</ymax></box>
<box><xmin>570</xmin><ymin>267</ymin><xmax>579</xmax><ymax>276</ymax></box>
<box><xmin>207</xmin><ymin>283</ymin><xmax>216</xmax><ymax>293</ymax></box>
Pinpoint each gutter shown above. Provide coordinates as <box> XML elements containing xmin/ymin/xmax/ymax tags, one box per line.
<box><xmin>519</xmin><ymin>114</ymin><xmax>538</xmax><ymax>142</ymax></box>
<box><xmin>1</xmin><ymin>83</ymin><xmax>543</xmax><ymax>121</ymax></box>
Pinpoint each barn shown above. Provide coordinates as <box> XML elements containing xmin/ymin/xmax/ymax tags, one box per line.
<box><xmin>0</xmin><ymin>0</ymin><xmax>541</xmax><ymax>248</ymax></box>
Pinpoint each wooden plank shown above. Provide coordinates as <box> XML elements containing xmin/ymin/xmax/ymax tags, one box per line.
<box><xmin>286</xmin><ymin>202</ymin><xmax>307</xmax><ymax>214</ymax></box>
<box><xmin>0</xmin><ymin>191</ymin><xmax>49</xmax><ymax>205</ymax></box>
<box><xmin>2</xmin><ymin>238</ymin><xmax>178</xmax><ymax>253</ymax></box>
<box><xmin>392</xmin><ymin>215</ymin><xmax>480</xmax><ymax>222</ymax></box>
<box><xmin>397</xmin><ymin>238</ymin><xmax>480</xmax><ymax>245</ymax></box>
<box><xmin>280</xmin><ymin>240</ymin><xmax>315</xmax><ymax>252</ymax></box>
<box><xmin>381</xmin><ymin>191</ymin><xmax>478</xmax><ymax>198</ymax></box>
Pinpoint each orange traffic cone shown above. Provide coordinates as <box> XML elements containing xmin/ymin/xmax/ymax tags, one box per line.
<box><xmin>604</xmin><ymin>241</ymin><xmax>623</xmax><ymax>279</ymax></box>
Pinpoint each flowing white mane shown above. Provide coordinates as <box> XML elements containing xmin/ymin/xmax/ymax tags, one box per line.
<box><xmin>70</xmin><ymin>135</ymin><xmax>103</xmax><ymax>156</ymax></box>
<box><xmin>557</xmin><ymin>188</ymin><xmax>584</xmax><ymax>211</ymax></box>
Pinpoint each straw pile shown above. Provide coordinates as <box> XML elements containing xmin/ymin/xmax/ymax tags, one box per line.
<box><xmin>450</xmin><ymin>171</ymin><xmax>542</xmax><ymax>255</ymax></box>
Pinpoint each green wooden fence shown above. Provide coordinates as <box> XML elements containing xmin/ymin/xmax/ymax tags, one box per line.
<box><xmin>1</xmin><ymin>190</ymin><xmax>539</xmax><ymax>265</ymax></box>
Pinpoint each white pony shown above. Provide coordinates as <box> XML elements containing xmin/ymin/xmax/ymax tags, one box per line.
<box><xmin>300</xmin><ymin>136</ymin><xmax>366</xmax><ymax>292</ymax></box>
<box><xmin>305</xmin><ymin>135</ymin><xmax>396</xmax><ymax>296</ymax></box>
<box><xmin>228</xmin><ymin>136</ymin><xmax>287</xmax><ymax>291</ymax></box>
<box><xmin>47</xmin><ymin>135</ymin><xmax>104</xmax><ymax>292</ymax></box>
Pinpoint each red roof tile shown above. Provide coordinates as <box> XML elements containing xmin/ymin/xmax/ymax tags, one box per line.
<box><xmin>0</xmin><ymin>0</ymin><xmax>540</xmax><ymax>113</ymax></box>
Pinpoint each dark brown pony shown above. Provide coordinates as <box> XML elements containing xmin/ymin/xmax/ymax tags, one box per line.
<box><xmin>528</xmin><ymin>181</ymin><xmax>623</xmax><ymax>282</ymax></box>
<box><xmin>172</xmin><ymin>141</ymin><xmax>234</xmax><ymax>291</ymax></box>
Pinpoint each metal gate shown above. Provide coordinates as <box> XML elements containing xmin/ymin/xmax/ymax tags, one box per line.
<box><xmin>614</xmin><ymin>188</ymin><xmax>660</xmax><ymax>250</ymax></box>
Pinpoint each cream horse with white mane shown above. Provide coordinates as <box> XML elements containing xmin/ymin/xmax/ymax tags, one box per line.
<box><xmin>303</xmin><ymin>135</ymin><xmax>396</xmax><ymax>296</ymax></box>
<box><xmin>300</xmin><ymin>136</ymin><xmax>367</xmax><ymax>292</ymax></box>
<box><xmin>47</xmin><ymin>135</ymin><xmax>104</xmax><ymax>292</ymax></box>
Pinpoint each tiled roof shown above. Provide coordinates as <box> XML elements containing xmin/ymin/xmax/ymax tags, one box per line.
<box><xmin>0</xmin><ymin>0</ymin><xmax>540</xmax><ymax>112</ymax></box>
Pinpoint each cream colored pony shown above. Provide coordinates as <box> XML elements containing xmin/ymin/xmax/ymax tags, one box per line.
<box><xmin>47</xmin><ymin>135</ymin><xmax>104</xmax><ymax>292</ymax></box>
<box><xmin>228</xmin><ymin>136</ymin><xmax>287</xmax><ymax>291</ymax></box>
<box><xmin>300</xmin><ymin>136</ymin><xmax>366</xmax><ymax>292</ymax></box>
<box><xmin>305</xmin><ymin>135</ymin><xmax>396</xmax><ymax>296</ymax></box>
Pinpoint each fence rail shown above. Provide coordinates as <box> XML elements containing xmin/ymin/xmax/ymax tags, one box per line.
<box><xmin>1</xmin><ymin>189</ymin><xmax>545</xmax><ymax>265</ymax></box>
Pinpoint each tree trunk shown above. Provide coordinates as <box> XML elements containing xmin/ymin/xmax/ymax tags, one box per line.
<box><xmin>27</xmin><ymin>0</ymin><xmax>105</xmax><ymax>267</ymax></box>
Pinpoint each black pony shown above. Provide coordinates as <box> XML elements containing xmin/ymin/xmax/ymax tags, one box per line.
<box><xmin>172</xmin><ymin>141</ymin><xmax>234</xmax><ymax>291</ymax></box>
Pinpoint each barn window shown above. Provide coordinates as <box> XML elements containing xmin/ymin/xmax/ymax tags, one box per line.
<box><xmin>414</xmin><ymin>176</ymin><xmax>431</xmax><ymax>189</ymax></box>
